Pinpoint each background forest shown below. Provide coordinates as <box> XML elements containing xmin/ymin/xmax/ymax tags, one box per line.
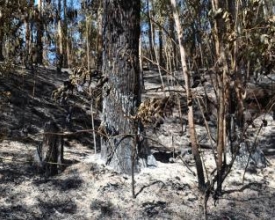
<box><xmin>0</xmin><ymin>0</ymin><xmax>275</xmax><ymax>219</ymax></box>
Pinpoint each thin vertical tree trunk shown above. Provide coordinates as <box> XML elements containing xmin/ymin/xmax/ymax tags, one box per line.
<box><xmin>96</xmin><ymin>0</ymin><xmax>103</xmax><ymax>70</ymax></box>
<box><xmin>63</xmin><ymin>0</ymin><xmax>68</xmax><ymax>67</ymax></box>
<box><xmin>36</xmin><ymin>0</ymin><xmax>44</xmax><ymax>65</ymax></box>
<box><xmin>210</xmin><ymin>0</ymin><xmax>232</xmax><ymax>195</ymax></box>
<box><xmin>66</xmin><ymin>34</ymin><xmax>72</xmax><ymax>67</ymax></box>
<box><xmin>170</xmin><ymin>0</ymin><xmax>205</xmax><ymax>190</ymax></box>
<box><xmin>57</xmin><ymin>0</ymin><xmax>63</xmax><ymax>73</ymax></box>
<box><xmin>0</xmin><ymin>33</ymin><xmax>4</xmax><ymax>61</ymax></box>
<box><xmin>85</xmin><ymin>4</ymin><xmax>97</xmax><ymax>154</ymax></box>
<box><xmin>24</xmin><ymin>1</ymin><xmax>32</xmax><ymax>67</ymax></box>
<box><xmin>0</xmin><ymin>2</ymin><xmax>7</xmax><ymax>61</ymax></box>
<box><xmin>211</xmin><ymin>0</ymin><xmax>224</xmax><ymax>195</ymax></box>
<box><xmin>159</xmin><ymin>29</ymin><xmax>164</xmax><ymax>68</ymax></box>
<box><xmin>147</xmin><ymin>0</ymin><xmax>155</xmax><ymax>62</ymax></box>
<box><xmin>139</xmin><ymin>34</ymin><xmax>144</xmax><ymax>91</ymax></box>
<box><xmin>168</xmin><ymin>15</ymin><xmax>176</xmax><ymax>70</ymax></box>
<box><xmin>230</xmin><ymin>0</ymin><xmax>245</xmax><ymax>131</ymax></box>
<box><xmin>86</xmin><ymin>12</ymin><xmax>90</xmax><ymax>70</ymax></box>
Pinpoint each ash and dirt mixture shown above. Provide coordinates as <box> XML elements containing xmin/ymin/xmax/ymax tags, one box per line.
<box><xmin>0</xmin><ymin>66</ymin><xmax>275</xmax><ymax>220</ymax></box>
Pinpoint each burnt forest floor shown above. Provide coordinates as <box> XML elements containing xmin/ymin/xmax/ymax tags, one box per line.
<box><xmin>0</xmin><ymin>64</ymin><xmax>275</xmax><ymax>219</ymax></box>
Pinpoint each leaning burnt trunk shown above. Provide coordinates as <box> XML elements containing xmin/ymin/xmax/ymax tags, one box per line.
<box><xmin>36</xmin><ymin>121</ymin><xmax>64</xmax><ymax>176</ymax></box>
<box><xmin>100</xmin><ymin>0</ymin><xmax>155</xmax><ymax>174</ymax></box>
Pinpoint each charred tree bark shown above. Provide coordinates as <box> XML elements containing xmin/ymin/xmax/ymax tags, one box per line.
<box><xmin>101</xmin><ymin>0</ymin><xmax>154</xmax><ymax>174</ymax></box>
<box><xmin>159</xmin><ymin>29</ymin><xmax>164</xmax><ymax>68</ymax></box>
<box><xmin>36</xmin><ymin>121</ymin><xmax>64</xmax><ymax>176</ymax></box>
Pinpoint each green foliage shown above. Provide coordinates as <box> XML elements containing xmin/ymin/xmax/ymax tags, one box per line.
<box><xmin>0</xmin><ymin>0</ymin><xmax>273</xmax><ymax>74</ymax></box>
<box><xmin>237</xmin><ymin>4</ymin><xmax>275</xmax><ymax>74</ymax></box>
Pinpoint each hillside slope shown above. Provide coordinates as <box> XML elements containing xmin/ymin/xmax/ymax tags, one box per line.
<box><xmin>0</xmin><ymin>66</ymin><xmax>275</xmax><ymax>219</ymax></box>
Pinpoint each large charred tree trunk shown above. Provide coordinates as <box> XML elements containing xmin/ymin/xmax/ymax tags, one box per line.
<box><xmin>101</xmin><ymin>0</ymin><xmax>153</xmax><ymax>174</ymax></box>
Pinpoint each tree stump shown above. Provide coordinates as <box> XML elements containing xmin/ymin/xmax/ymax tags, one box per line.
<box><xmin>35</xmin><ymin>120</ymin><xmax>64</xmax><ymax>176</ymax></box>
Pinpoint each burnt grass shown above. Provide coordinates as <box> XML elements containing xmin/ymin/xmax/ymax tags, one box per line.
<box><xmin>0</xmin><ymin>65</ymin><xmax>275</xmax><ymax>219</ymax></box>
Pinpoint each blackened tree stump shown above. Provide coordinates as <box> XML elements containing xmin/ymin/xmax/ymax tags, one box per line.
<box><xmin>36</xmin><ymin>120</ymin><xmax>64</xmax><ymax>176</ymax></box>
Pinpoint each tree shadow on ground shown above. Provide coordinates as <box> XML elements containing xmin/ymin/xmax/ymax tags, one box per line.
<box><xmin>50</xmin><ymin>176</ymin><xmax>83</xmax><ymax>191</ymax></box>
<box><xmin>0</xmin><ymin>65</ymin><xmax>96</xmax><ymax>150</ymax></box>
<box><xmin>0</xmin><ymin>187</ymin><xmax>78</xmax><ymax>219</ymax></box>
<box><xmin>0</xmin><ymin>163</ymin><xmax>33</xmax><ymax>184</ymax></box>
<box><xmin>0</xmin><ymin>148</ymin><xmax>35</xmax><ymax>184</ymax></box>
<box><xmin>0</xmin><ymin>204</ymin><xmax>33</xmax><ymax>220</ymax></box>
<box><xmin>207</xmin><ymin>182</ymin><xmax>275</xmax><ymax>220</ymax></box>
<box><xmin>38</xmin><ymin>198</ymin><xmax>78</xmax><ymax>217</ymax></box>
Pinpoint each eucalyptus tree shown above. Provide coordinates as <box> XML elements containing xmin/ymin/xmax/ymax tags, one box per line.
<box><xmin>64</xmin><ymin>2</ymin><xmax>78</xmax><ymax>67</ymax></box>
<box><xmin>168</xmin><ymin>1</ymin><xmax>275</xmax><ymax>218</ymax></box>
<box><xmin>205</xmin><ymin>0</ymin><xmax>275</xmax><ymax>199</ymax></box>
<box><xmin>143</xmin><ymin>0</ymin><xmax>155</xmax><ymax>62</ymax></box>
<box><xmin>170</xmin><ymin>0</ymin><xmax>206</xmax><ymax>190</ymax></box>
<box><xmin>0</xmin><ymin>0</ymin><xmax>7</xmax><ymax>60</ymax></box>
<box><xmin>144</xmin><ymin>0</ymin><xmax>173</xmax><ymax>69</ymax></box>
<box><xmin>36</xmin><ymin>0</ymin><xmax>44</xmax><ymax>65</ymax></box>
<box><xmin>79</xmin><ymin>0</ymin><xmax>102</xmax><ymax>69</ymax></box>
<box><xmin>57</xmin><ymin>0</ymin><xmax>64</xmax><ymax>71</ymax></box>
<box><xmin>0</xmin><ymin>0</ymin><xmax>29</xmax><ymax>62</ymax></box>
<box><xmin>95</xmin><ymin>0</ymin><xmax>103</xmax><ymax>70</ymax></box>
<box><xmin>151</xmin><ymin>0</ymin><xmax>168</xmax><ymax>68</ymax></box>
<box><xmin>100</xmin><ymin>0</ymin><xmax>154</xmax><ymax>175</ymax></box>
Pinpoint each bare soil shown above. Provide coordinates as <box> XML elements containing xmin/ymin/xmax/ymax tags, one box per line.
<box><xmin>0</xmin><ymin>65</ymin><xmax>275</xmax><ymax>220</ymax></box>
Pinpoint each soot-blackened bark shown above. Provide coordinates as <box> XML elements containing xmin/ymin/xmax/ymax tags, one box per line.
<box><xmin>101</xmin><ymin>0</ymin><xmax>154</xmax><ymax>174</ymax></box>
<box><xmin>36</xmin><ymin>121</ymin><xmax>64</xmax><ymax>176</ymax></box>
